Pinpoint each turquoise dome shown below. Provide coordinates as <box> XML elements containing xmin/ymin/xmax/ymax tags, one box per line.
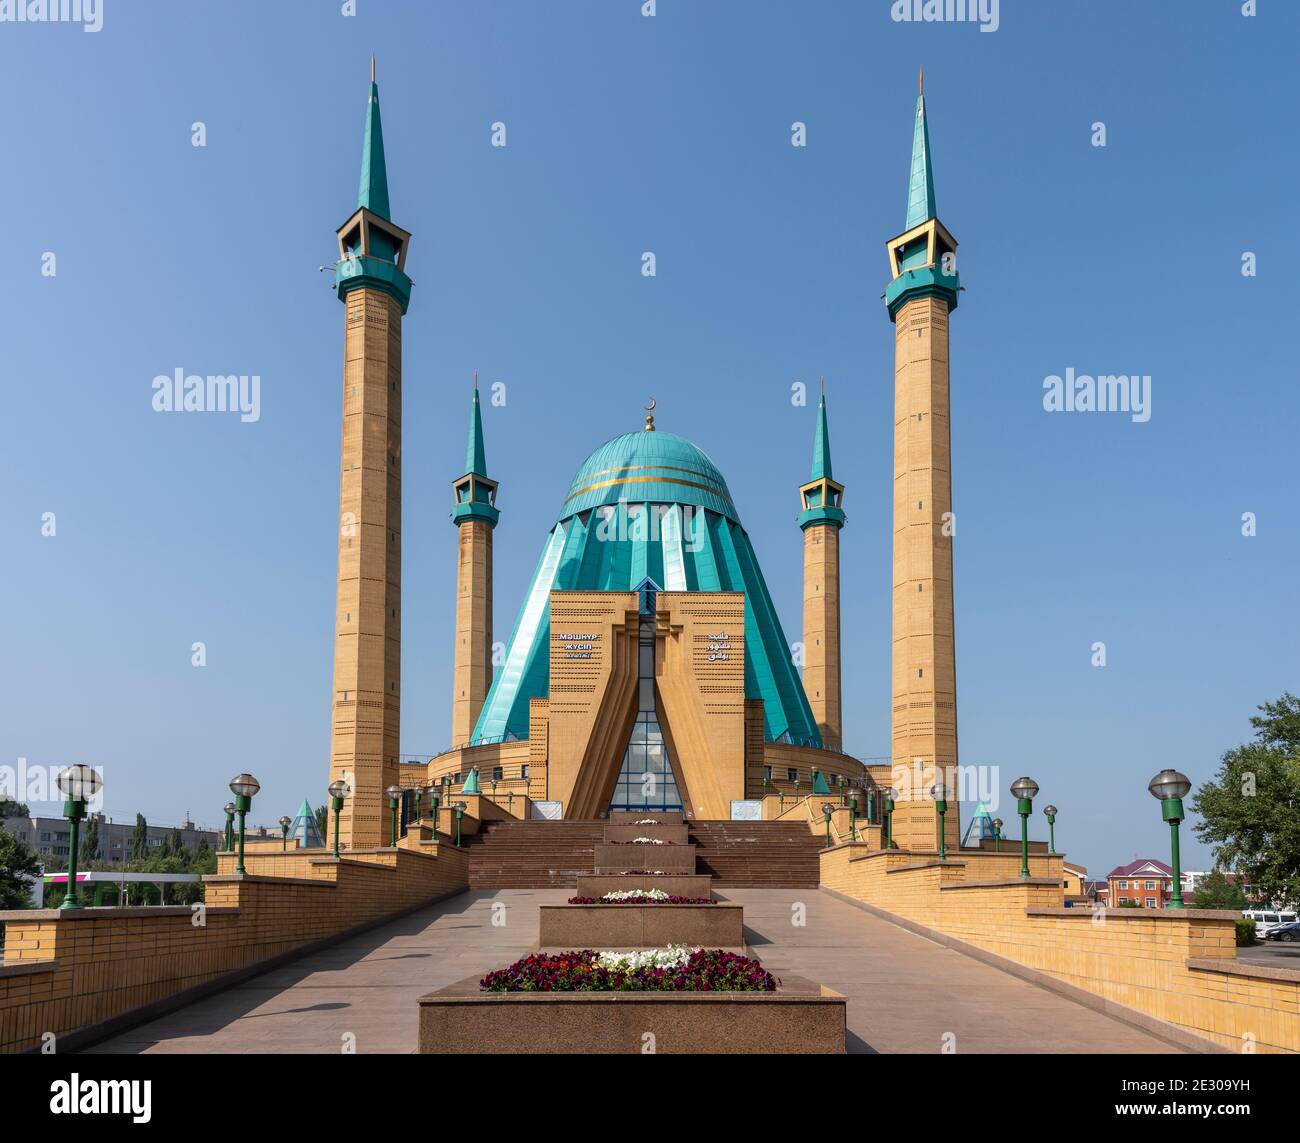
<box><xmin>558</xmin><ymin>431</ymin><xmax>739</xmax><ymax>525</ymax></box>
<box><xmin>470</xmin><ymin>429</ymin><xmax>822</xmax><ymax>750</ymax></box>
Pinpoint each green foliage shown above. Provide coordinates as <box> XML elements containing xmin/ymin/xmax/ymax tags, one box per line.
<box><xmin>1190</xmin><ymin>868</ymin><xmax>1248</xmax><ymax>910</ymax></box>
<box><xmin>1117</xmin><ymin>899</ymin><xmax>1140</xmax><ymax>908</ymax></box>
<box><xmin>1235</xmin><ymin>919</ymin><xmax>1257</xmax><ymax>946</ymax></box>
<box><xmin>1193</xmin><ymin>693</ymin><xmax>1300</xmax><ymax>908</ymax></box>
<box><xmin>0</xmin><ymin>799</ymin><xmax>30</xmax><ymax>818</ymax></box>
<box><xmin>0</xmin><ymin>825</ymin><xmax>43</xmax><ymax>910</ymax></box>
<box><xmin>130</xmin><ymin>813</ymin><xmax>148</xmax><ymax>862</ymax></box>
<box><xmin>314</xmin><ymin>804</ymin><xmax>329</xmax><ymax>843</ymax></box>
<box><xmin>80</xmin><ymin>816</ymin><xmax>100</xmax><ymax>865</ymax></box>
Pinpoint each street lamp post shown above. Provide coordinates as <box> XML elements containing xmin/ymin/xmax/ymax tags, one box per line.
<box><xmin>930</xmin><ymin>784</ymin><xmax>948</xmax><ymax>861</ymax></box>
<box><xmin>228</xmin><ymin>774</ymin><xmax>261</xmax><ymax>876</ymax></box>
<box><xmin>279</xmin><ymin>815</ymin><xmax>292</xmax><ymax>852</ymax></box>
<box><xmin>386</xmin><ymin>785</ymin><xmax>404</xmax><ymax>847</ymax></box>
<box><xmin>56</xmin><ymin>765</ymin><xmax>102</xmax><ymax>909</ymax></box>
<box><xmin>884</xmin><ymin>788</ymin><xmax>898</xmax><ymax>850</ymax></box>
<box><xmin>428</xmin><ymin>788</ymin><xmax>441</xmax><ymax>837</ymax></box>
<box><xmin>453</xmin><ymin>801</ymin><xmax>467</xmax><ymax>848</ymax></box>
<box><xmin>413</xmin><ymin>787</ymin><xmax>423</xmax><ymax>825</ymax></box>
<box><xmin>1010</xmin><ymin>776</ymin><xmax>1039</xmax><ymax>879</ymax></box>
<box><xmin>992</xmin><ymin>818</ymin><xmax>1003</xmax><ymax>854</ymax></box>
<box><xmin>327</xmin><ymin>778</ymin><xmax>350</xmax><ymax>858</ymax></box>
<box><xmin>846</xmin><ymin>788</ymin><xmax>859</xmax><ymax>842</ymax></box>
<box><xmin>821</xmin><ymin>802</ymin><xmax>835</xmax><ymax>848</ymax></box>
<box><xmin>1044</xmin><ymin>805</ymin><xmax>1058</xmax><ymax>854</ymax></box>
<box><xmin>1148</xmin><ymin>769</ymin><xmax>1193</xmax><ymax>909</ymax></box>
<box><xmin>223</xmin><ymin>802</ymin><xmax>236</xmax><ymax>851</ymax></box>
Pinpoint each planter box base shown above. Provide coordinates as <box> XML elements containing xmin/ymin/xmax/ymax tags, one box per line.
<box><xmin>418</xmin><ymin>973</ymin><xmax>845</xmax><ymax>1054</ymax></box>
<box><xmin>539</xmin><ymin>902</ymin><xmax>742</xmax><ymax>949</ymax></box>
<box><xmin>574</xmin><ymin>874</ymin><xmax>714</xmax><ymax>900</ymax></box>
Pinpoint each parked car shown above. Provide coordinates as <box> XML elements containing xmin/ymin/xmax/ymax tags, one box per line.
<box><xmin>1264</xmin><ymin>922</ymin><xmax>1300</xmax><ymax>943</ymax></box>
<box><xmin>1243</xmin><ymin>910</ymin><xmax>1298</xmax><ymax>941</ymax></box>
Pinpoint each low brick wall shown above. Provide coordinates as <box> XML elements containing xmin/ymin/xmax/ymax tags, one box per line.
<box><xmin>820</xmin><ymin>844</ymin><xmax>1300</xmax><ymax>1053</ymax></box>
<box><xmin>0</xmin><ymin>844</ymin><xmax>469</xmax><ymax>1054</ymax></box>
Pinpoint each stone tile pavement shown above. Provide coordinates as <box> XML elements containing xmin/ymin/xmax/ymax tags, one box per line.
<box><xmin>90</xmin><ymin>887</ymin><xmax>1186</xmax><ymax>1054</ymax></box>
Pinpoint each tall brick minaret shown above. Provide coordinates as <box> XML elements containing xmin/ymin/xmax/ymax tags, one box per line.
<box><xmin>799</xmin><ymin>382</ymin><xmax>845</xmax><ymax>752</ymax></box>
<box><xmin>451</xmin><ymin>378</ymin><xmax>499</xmax><ymax>746</ymax></box>
<box><xmin>327</xmin><ymin>59</ymin><xmax>413</xmax><ymax>849</ymax></box>
<box><xmin>885</xmin><ymin>71</ymin><xmax>962</xmax><ymax>853</ymax></box>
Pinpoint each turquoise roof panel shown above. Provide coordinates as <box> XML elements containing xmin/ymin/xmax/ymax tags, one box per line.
<box><xmin>469</xmin><ymin>430</ymin><xmax>821</xmax><ymax>748</ymax></box>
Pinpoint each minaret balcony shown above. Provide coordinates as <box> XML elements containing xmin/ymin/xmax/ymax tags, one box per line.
<box><xmin>335</xmin><ymin>253</ymin><xmax>413</xmax><ymax>313</ymax></box>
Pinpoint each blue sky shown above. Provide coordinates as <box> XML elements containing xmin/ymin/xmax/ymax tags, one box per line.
<box><xmin>1</xmin><ymin>0</ymin><xmax>1295</xmax><ymax>877</ymax></box>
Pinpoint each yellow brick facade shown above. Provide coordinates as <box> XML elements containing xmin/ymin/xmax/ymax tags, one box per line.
<box><xmin>452</xmin><ymin>517</ymin><xmax>494</xmax><ymax>747</ymax></box>
<box><xmin>329</xmin><ymin>286</ymin><xmax>403</xmax><ymax>849</ymax></box>
<box><xmin>802</xmin><ymin>522</ymin><xmax>842</xmax><ymax>752</ymax></box>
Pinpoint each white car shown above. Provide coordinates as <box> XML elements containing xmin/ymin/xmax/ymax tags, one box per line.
<box><xmin>1244</xmin><ymin>910</ymin><xmax>1298</xmax><ymax>941</ymax></box>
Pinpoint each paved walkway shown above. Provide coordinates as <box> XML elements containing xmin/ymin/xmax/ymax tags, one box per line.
<box><xmin>93</xmin><ymin>888</ymin><xmax>1185</xmax><ymax>1054</ymax></box>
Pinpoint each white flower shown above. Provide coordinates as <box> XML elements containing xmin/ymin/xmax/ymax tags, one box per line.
<box><xmin>601</xmin><ymin>888</ymin><xmax>669</xmax><ymax>902</ymax></box>
<box><xmin>634</xmin><ymin>818</ymin><xmax>660</xmax><ymax>825</ymax></box>
<box><xmin>594</xmin><ymin>945</ymin><xmax>700</xmax><ymax>972</ymax></box>
<box><xmin>630</xmin><ymin>836</ymin><xmax>667</xmax><ymax>844</ymax></box>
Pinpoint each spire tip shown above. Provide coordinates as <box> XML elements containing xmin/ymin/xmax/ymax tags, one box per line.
<box><xmin>371</xmin><ymin>55</ymin><xmax>376</xmax><ymax>83</ymax></box>
<box><xmin>919</xmin><ymin>65</ymin><xmax>923</xmax><ymax>95</ymax></box>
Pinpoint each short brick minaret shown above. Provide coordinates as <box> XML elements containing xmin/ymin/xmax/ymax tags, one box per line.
<box><xmin>799</xmin><ymin>382</ymin><xmax>846</xmax><ymax>753</ymax></box>
<box><xmin>451</xmin><ymin>378</ymin><xmax>499</xmax><ymax>747</ymax></box>
<box><xmin>327</xmin><ymin>59</ymin><xmax>413</xmax><ymax>849</ymax></box>
<box><xmin>884</xmin><ymin>70</ymin><xmax>961</xmax><ymax>853</ymax></box>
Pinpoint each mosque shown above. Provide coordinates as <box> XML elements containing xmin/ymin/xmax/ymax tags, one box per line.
<box><xmin>325</xmin><ymin>63</ymin><xmax>962</xmax><ymax>854</ymax></box>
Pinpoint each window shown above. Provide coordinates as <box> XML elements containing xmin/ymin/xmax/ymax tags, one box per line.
<box><xmin>1118</xmin><ymin>880</ymin><xmax>1128</xmax><ymax>889</ymax></box>
<box><xmin>763</xmin><ymin>766</ymin><xmax>772</xmax><ymax>782</ymax></box>
<box><xmin>608</xmin><ymin>616</ymin><xmax>682</xmax><ymax>813</ymax></box>
<box><xmin>1145</xmin><ymin>897</ymin><xmax>1157</xmax><ymax>909</ymax></box>
<box><xmin>1144</xmin><ymin>880</ymin><xmax>1156</xmax><ymax>890</ymax></box>
<box><xmin>1119</xmin><ymin>897</ymin><xmax>1130</xmax><ymax>905</ymax></box>
<box><xmin>491</xmin><ymin>766</ymin><xmax>503</xmax><ymax>781</ymax></box>
<box><xmin>787</xmin><ymin>768</ymin><xmax>798</xmax><ymax>783</ymax></box>
<box><xmin>521</xmin><ymin>764</ymin><xmax>530</xmax><ymax>779</ymax></box>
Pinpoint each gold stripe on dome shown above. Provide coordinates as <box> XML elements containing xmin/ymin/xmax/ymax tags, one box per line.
<box><xmin>563</xmin><ymin>473</ymin><xmax>735</xmax><ymax>505</ymax></box>
<box><xmin>570</xmin><ymin>463</ymin><xmax>726</xmax><ymax>489</ymax></box>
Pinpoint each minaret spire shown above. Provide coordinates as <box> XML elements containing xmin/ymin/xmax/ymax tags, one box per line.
<box><xmin>810</xmin><ymin>379</ymin><xmax>833</xmax><ymax>482</ymax></box>
<box><xmin>466</xmin><ymin>373</ymin><xmax>488</xmax><ymax>476</ymax></box>
<box><xmin>358</xmin><ymin>60</ymin><xmax>391</xmax><ymax>220</ymax></box>
<box><xmin>905</xmin><ymin>70</ymin><xmax>936</xmax><ymax>230</ymax></box>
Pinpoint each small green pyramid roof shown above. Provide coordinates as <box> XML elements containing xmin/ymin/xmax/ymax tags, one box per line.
<box><xmin>810</xmin><ymin>387</ymin><xmax>833</xmax><ymax>482</ymax></box>
<box><xmin>812</xmin><ymin>771</ymin><xmax>832</xmax><ymax>795</ymax></box>
<box><xmin>466</xmin><ymin>379</ymin><xmax>488</xmax><ymax>476</ymax></box>
<box><xmin>461</xmin><ymin>768</ymin><xmax>481</xmax><ymax>795</ymax></box>
<box><xmin>905</xmin><ymin>70</ymin><xmax>936</xmax><ymax>230</ymax></box>
<box><xmin>358</xmin><ymin>60</ymin><xmax>391</xmax><ymax>220</ymax></box>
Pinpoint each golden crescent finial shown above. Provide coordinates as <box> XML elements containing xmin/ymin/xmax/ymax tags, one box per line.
<box><xmin>644</xmin><ymin>397</ymin><xmax>656</xmax><ymax>432</ymax></box>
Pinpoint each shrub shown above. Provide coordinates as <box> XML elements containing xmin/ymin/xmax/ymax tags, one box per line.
<box><xmin>1235</xmin><ymin>919</ymin><xmax>1257</xmax><ymax>946</ymax></box>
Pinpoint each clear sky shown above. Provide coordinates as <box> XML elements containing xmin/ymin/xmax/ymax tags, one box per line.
<box><xmin>1</xmin><ymin>1</ymin><xmax>1295</xmax><ymax>877</ymax></box>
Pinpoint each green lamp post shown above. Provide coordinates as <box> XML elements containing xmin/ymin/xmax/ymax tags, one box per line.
<box><xmin>453</xmin><ymin>801</ymin><xmax>467</xmax><ymax>848</ymax></box>
<box><xmin>491</xmin><ymin>778</ymin><xmax>498</xmax><ymax>801</ymax></box>
<box><xmin>56</xmin><ymin>765</ymin><xmax>101</xmax><ymax>909</ymax></box>
<box><xmin>992</xmin><ymin>818</ymin><xmax>1003</xmax><ymax>853</ymax></box>
<box><xmin>223</xmin><ymin>802</ymin><xmax>236</xmax><ymax>851</ymax></box>
<box><xmin>1148</xmin><ymin>769</ymin><xmax>1192</xmax><ymax>909</ymax></box>
<box><xmin>228</xmin><ymin>773</ymin><xmax>261</xmax><ymax>876</ymax></box>
<box><xmin>386</xmin><ymin>785</ymin><xmax>403</xmax><ymax>847</ymax></box>
<box><xmin>821</xmin><ymin>802</ymin><xmax>835</xmax><ymax>848</ymax></box>
<box><xmin>279</xmin><ymin>815</ymin><xmax>292</xmax><ymax>852</ymax></box>
<box><xmin>1044</xmin><ymin>804</ymin><xmax>1058</xmax><ymax>854</ymax></box>
<box><xmin>1010</xmin><ymin>776</ymin><xmax>1039</xmax><ymax>878</ymax></box>
<box><xmin>838</xmin><ymin>775</ymin><xmax>847</xmax><ymax>807</ymax></box>
<box><xmin>413</xmin><ymin>786</ymin><xmax>423</xmax><ymax>825</ymax></box>
<box><xmin>930</xmin><ymin>783</ymin><xmax>948</xmax><ymax>861</ymax></box>
<box><xmin>794</xmin><ymin>778</ymin><xmax>801</xmax><ymax>801</ymax></box>
<box><xmin>762</xmin><ymin>775</ymin><xmax>770</xmax><ymax>798</ymax></box>
<box><xmin>505</xmin><ymin>789</ymin><xmax>514</xmax><ymax>816</ymax></box>
<box><xmin>884</xmin><ymin>788</ymin><xmax>898</xmax><ymax>850</ymax></box>
<box><xmin>846</xmin><ymin>787</ymin><xmax>859</xmax><ymax>842</ymax></box>
<box><xmin>327</xmin><ymin>778</ymin><xmax>350</xmax><ymax>858</ymax></box>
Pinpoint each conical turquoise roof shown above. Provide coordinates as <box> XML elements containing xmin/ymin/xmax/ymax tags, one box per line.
<box><xmin>470</xmin><ymin>429</ymin><xmax>821</xmax><ymax>748</ymax></box>
<box><xmin>358</xmin><ymin>76</ymin><xmax>390</xmax><ymax>220</ymax></box>
<box><xmin>466</xmin><ymin>383</ymin><xmax>488</xmax><ymax>477</ymax></box>
<box><xmin>810</xmin><ymin>392</ymin><xmax>833</xmax><ymax>482</ymax></box>
<box><xmin>905</xmin><ymin>85</ymin><xmax>936</xmax><ymax>230</ymax></box>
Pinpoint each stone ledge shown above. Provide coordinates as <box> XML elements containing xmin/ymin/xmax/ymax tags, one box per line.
<box><xmin>1027</xmin><ymin>907</ymin><xmax>1241</xmax><ymax>922</ymax></box>
<box><xmin>1187</xmin><ymin>956</ymin><xmax>1300</xmax><ymax>984</ymax></box>
<box><xmin>0</xmin><ymin>906</ymin><xmax>239</xmax><ymax>921</ymax></box>
<box><xmin>941</xmin><ymin>877</ymin><xmax>1058</xmax><ymax>889</ymax></box>
<box><xmin>887</xmin><ymin>860</ymin><xmax>967</xmax><ymax>874</ymax></box>
<box><xmin>419</xmin><ymin>971</ymin><xmax>846</xmax><ymax>1054</ymax></box>
<box><xmin>0</xmin><ymin>959</ymin><xmax>59</xmax><ymax>978</ymax></box>
<box><xmin>538</xmin><ymin>902</ymin><xmax>743</xmax><ymax>949</ymax></box>
<box><xmin>817</xmin><ymin>885</ymin><xmax>1226</xmax><ymax>1055</ymax></box>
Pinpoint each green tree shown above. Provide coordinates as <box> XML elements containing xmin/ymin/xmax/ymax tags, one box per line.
<box><xmin>0</xmin><ymin>799</ymin><xmax>30</xmax><ymax>819</ymax></box>
<box><xmin>80</xmin><ymin>816</ymin><xmax>100</xmax><ymax>866</ymax></box>
<box><xmin>0</xmin><ymin>825</ymin><xmax>43</xmax><ymax>910</ymax></box>
<box><xmin>314</xmin><ymin>804</ymin><xmax>329</xmax><ymax>844</ymax></box>
<box><xmin>1193</xmin><ymin>693</ymin><xmax>1300</xmax><ymax>908</ymax></box>
<box><xmin>130</xmin><ymin>813</ymin><xmax>148</xmax><ymax>862</ymax></box>
<box><xmin>169</xmin><ymin>828</ymin><xmax>185</xmax><ymax>860</ymax></box>
<box><xmin>1190</xmin><ymin>868</ymin><xmax>1248</xmax><ymax>910</ymax></box>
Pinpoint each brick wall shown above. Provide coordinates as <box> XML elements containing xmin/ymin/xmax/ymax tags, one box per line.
<box><xmin>820</xmin><ymin>844</ymin><xmax>1299</xmax><ymax>1053</ymax></box>
<box><xmin>0</xmin><ymin>844</ymin><xmax>468</xmax><ymax>1054</ymax></box>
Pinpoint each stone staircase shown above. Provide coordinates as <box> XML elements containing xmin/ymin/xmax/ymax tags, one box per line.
<box><xmin>465</xmin><ymin>822</ymin><xmax>606</xmax><ymax>889</ymax></box>
<box><xmin>689</xmin><ymin>822</ymin><xmax>824</xmax><ymax>887</ymax></box>
<box><xmin>467</xmin><ymin>819</ymin><xmax>824</xmax><ymax>889</ymax></box>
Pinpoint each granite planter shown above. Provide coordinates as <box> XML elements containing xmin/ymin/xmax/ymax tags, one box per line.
<box><xmin>593</xmin><ymin>842</ymin><xmax>695</xmax><ymax>873</ymax></box>
<box><xmin>539</xmin><ymin>902</ymin><xmax>743</xmax><ymax>949</ymax></box>
<box><xmin>574</xmin><ymin>874</ymin><xmax>714</xmax><ymax>900</ymax></box>
<box><xmin>418</xmin><ymin>974</ymin><xmax>846</xmax><ymax>1054</ymax></box>
<box><xmin>603</xmin><ymin>823</ymin><xmax>690</xmax><ymax>845</ymax></box>
<box><xmin>607</xmin><ymin>810</ymin><xmax>686</xmax><ymax>825</ymax></box>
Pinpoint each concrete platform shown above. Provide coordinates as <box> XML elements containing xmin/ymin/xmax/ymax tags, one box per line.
<box><xmin>539</xmin><ymin>901</ymin><xmax>742</xmax><ymax>949</ymax></box>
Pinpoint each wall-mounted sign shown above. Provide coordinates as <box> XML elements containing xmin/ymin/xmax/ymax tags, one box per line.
<box><xmin>730</xmin><ymin>799</ymin><xmax>763</xmax><ymax>821</ymax></box>
<box><xmin>555</xmin><ymin>632</ymin><xmax>599</xmax><ymax>660</ymax></box>
<box><xmin>531</xmin><ymin>800</ymin><xmax>563</xmax><ymax>820</ymax></box>
<box><xmin>705</xmin><ymin>631</ymin><xmax>733</xmax><ymax>662</ymax></box>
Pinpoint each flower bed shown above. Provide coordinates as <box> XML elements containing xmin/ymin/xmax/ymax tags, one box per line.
<box><xmin>480</xmin><ymin>947</ymin><xmax>778</xmax><ymax>993</ymax></box>
<box><xmin>628</xmin><ymin>837</ymin><xmax>671</xmax><ymax>845</ymax></box>
<box><xmin>568</xmin><ymin>892</ymin><xmax>714</xmax><ymax>905</ymax></box>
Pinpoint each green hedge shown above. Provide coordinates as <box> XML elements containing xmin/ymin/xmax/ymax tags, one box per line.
<box><xmin>1235</xmin><ymin>919</ymin><xmax>1256</xmax><ymax>946</ymax></box>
